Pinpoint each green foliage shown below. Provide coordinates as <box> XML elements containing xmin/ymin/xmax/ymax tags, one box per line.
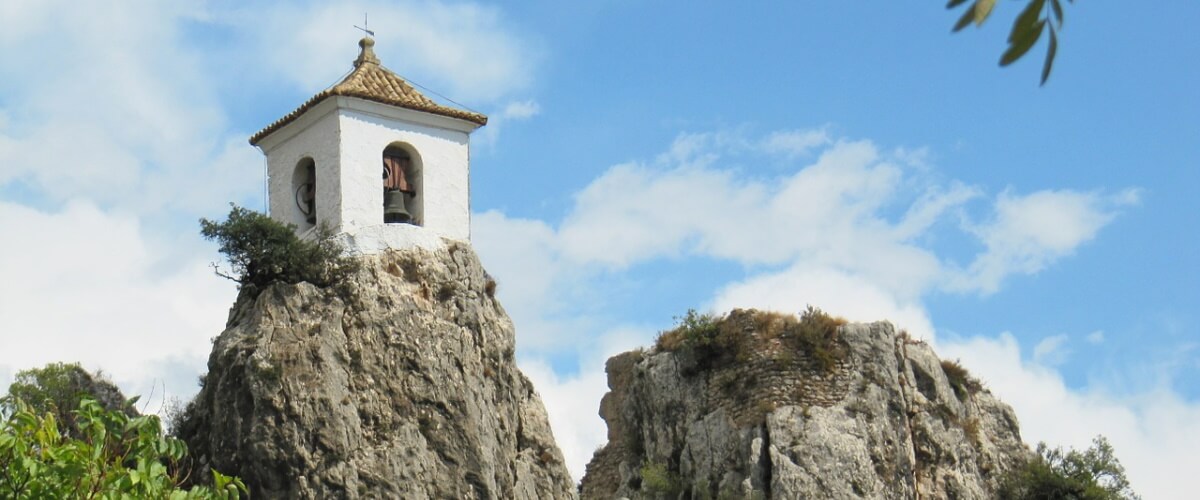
<box><xmin>1000</xmin><ymin>436</ymin><xmax>1140</xmax><ymax>500</ymax></box>
<box><xmin>1</xmin><ymin>363</ymin><xmax>132</xmax><ymax>438</ymax></box>
<box><xmin>0</xmin><ymin>398</ymin><xmax>246</xmax><ymax>499</ymax></box>
<box><xmin>655</xmin><ymin>309</ymin><xmax>722</xmax><ymax>355</ymax></box>
<box><xmin>940</xmin><ymin>359</ymin><xmax>984</xmax><ymax>401</ymax></box>
<box><xmin>200</xmin><ymin>204</ymin><xmax>358</xmax><ymax>291</ymax></box>
<box><xmin>949</xmin><ymin>0</ymin><xmax>1074</xmax><ymax>85</ymax></box>
<box><xmin>639</xmin><ymin>461</ymin><xmax>681</xmax><ymax>498</ymax></box>
<box><xmin>654</xmin><ymin>309</ymin><xmax>743</xmax><ymax>376</ymax></box>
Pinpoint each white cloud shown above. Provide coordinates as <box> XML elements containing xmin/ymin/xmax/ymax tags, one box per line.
<box><xmin>0</xmin><ymin>0</ymin><xmax>258</xmax><ymax>216</ymax></box>
<box><xmin>134</xmin><ymin>137</ymin><xmax>264</xmax><ymax>215</ymax></box>
<box><xmin>222</xmin><ymin>1</ymin><xmax>537</xmax><ymax>104</ymax></box>
<box><xmin>1032</xmin><ymin>334</ymin><xmax>1070</xmax><ymax>366</ymax></box>
<box><xmin>476</xmin><ymin>99</ymin><xmax>542</xmax><ymax>147</ymax></box>
<box><xmin>472</xmin><ymin>210</ymin><xmax>598</xmax><ymax>354</ymax></box>
<box><xmin>761</xmin><ymin>127</ymin><xmax>830</xmax><ymax>158</ymax></box>
<box><xmin>554</xmin><ymin>135</ymin><xmax>953</xmax><ymax>274</ymax></box>
<box><xmin>558</xmin><ymin>160</ymin><xmax>743</xmax><ymax>266</ymax></box>
<box><xmin>1086</xmin><ymin>330</ymin><xmax>1106</xmax><ymax>344</ymax></box>
<box><xmin>528</xmin><ymin>132</ymin><xmax>1034</xmax><ymax>309</ymax></box>
<box><xmin>500</xmin><ymin>100</ymin><xmax>541</xmax><ymax>120</ymax></box>
<box><xmin>892</xmin><ymin>181</ymin><xmax>981</xmax><ymax>240</ymax></box>
<box><xmin>952</xmin><ymin>189</ymin><xmax>1140</xmax><ymax>294</ymax></box>
<box><xmin>940</xmin><ymin>334</ymin><xmax>1200</xmax><ymax>500</ymax></box>
<box><xmin>0</xmin><ymin>201</ymin><xmax>236</xmax><ymax>411</ymax></box>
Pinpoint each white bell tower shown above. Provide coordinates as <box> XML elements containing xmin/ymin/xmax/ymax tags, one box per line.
<box><xmin>249</xmin><ymin>37</ymin><xmax>487</xmax><ymax>253</ymax></box>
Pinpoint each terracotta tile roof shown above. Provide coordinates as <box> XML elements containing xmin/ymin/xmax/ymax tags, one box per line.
<box><xmin>250</xmin><ymin>37</ymin><xmax>487</xmax><ymax>145</ymax></box>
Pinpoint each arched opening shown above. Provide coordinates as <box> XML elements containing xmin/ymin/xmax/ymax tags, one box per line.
<box><xmin>291</xmin><ymin>157</ymin><xmax>317</xmax><ymax>227</ymax></box>
<box><xmin>382</xmin><ymin>143</ymin><xmax>423</xmax><ymax>225</ymax></box>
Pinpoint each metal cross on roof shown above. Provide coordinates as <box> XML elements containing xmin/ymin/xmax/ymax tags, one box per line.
<box><xmin>354</xmin><ymin>13</ymin><xmax>374</xmax><ymax>37</ymax></box>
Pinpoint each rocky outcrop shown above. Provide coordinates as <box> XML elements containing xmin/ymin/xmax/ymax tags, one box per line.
<box><xmin>176</xmin><ymin>242</ymin><xmax>575</xmax><ymax>499</ymax></box>
<box><xmin>580</xmin><ymin>309</ymin><xmax>1031</xmax><ymax>499</ymax></box>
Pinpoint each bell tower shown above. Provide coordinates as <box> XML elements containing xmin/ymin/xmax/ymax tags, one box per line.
<box><xmin>249</xmin><ymin>37</ymin><xmax>487</xmax><ymax>253</ymax></box>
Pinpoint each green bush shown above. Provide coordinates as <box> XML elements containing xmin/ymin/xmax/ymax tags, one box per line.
<box><xmin>999</xmin><ymin>436</ymin><xmax>1140</xmax><ymax>500</ymax></box>
<box><xmin>639</xmin><ymin>460</ymin><xmax>681</xmax><ymax>498</ymax></box>
<box><xmin>200</xmin><ymin>204</ymin><xmax>358</xmax><ymax>292</ymax></box>
<box><xmin>656</xmin><ymin>309</ymin><xmax>748</xmax><ymax>376</ymax></box>
<box><xmin>0</xmin><ymin>398</ymin><xmax>246</xmax><ymax>499</ymax></box>
<box><xmin>655</xmin><ymin>310</ymin><xmax>722</xmax><ymax>354</ymax></box>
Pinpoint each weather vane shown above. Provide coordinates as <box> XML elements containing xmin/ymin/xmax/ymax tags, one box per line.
<box><xmin>354</xmin><ymin>13</ymin><xmax>374</xmax><ymax>37</ymax></box>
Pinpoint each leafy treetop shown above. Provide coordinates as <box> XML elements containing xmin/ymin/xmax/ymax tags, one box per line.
<box><xmin>1</xmin><ymin>362</ymin><xmax>134</xmax><ymax>440</ymax></box>
<box><xmin>1000</xmin><ymin>435</ymin><xmax>1140</xmax><ymax>499</ymax></box>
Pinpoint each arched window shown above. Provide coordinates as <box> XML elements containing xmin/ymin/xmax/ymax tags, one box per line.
<box><xmin>382</xmin><ymin>143</ymin><xmax>423</xmax><ymax>225</ymax></box>
<box><xmin>292</xmin><ymin>158</ymin><xmax>316</xmax><ymax>227</ymax></box>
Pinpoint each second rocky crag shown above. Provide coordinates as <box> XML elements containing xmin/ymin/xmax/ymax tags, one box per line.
<box><xmin>580</xmin><ymin>308</ymin><xmax>1031</xmax><ymax>499</ymax></box>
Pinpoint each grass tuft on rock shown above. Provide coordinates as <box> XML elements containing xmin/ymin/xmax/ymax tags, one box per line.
<box><xmin>941</xmin><ymin>359</ymin><xmax>983</xmax><ymax>401</ymax></box>
<box><xmin>654</xmin><ymin>306</ymin><xmax>848</xmax><ymax>375</ymax></box>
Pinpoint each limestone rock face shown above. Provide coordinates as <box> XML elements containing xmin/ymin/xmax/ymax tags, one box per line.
<box><xmin>580</xmin><ymin>310</ymin><xmax>1031</xmax><ymax>500</ymax></box>
<box><xmin>176</xmin><ymin>242</ymin><xmax>575</xmax><ymax>499</ymax></box>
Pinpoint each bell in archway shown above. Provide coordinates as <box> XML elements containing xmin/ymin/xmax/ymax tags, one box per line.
<box><xmin>383</xmin><ymin>190</ymin><xmax>411</xmax><ymax>223</ymax></box>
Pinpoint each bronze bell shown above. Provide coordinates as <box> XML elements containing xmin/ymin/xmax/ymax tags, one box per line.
<box><xmin>384</xmin><ymin>190</ymin><xmax>411</xmax><ymax>223</ymax></box>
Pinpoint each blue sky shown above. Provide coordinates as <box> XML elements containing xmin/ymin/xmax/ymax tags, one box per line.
<box><xmin>1</xmin><ymin>1</ymin><xmax>1197</xmax><ymax>497</ymax></box>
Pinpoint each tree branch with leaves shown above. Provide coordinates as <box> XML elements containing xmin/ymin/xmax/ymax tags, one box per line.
<box><xmin>0</xmin><ymin>398</ymin><xmax>246</xmax><ymax>499</ymax></box>
<box><xmin>949</xmin><ymin>0</ymin><xmax>1074</xmax><ymax>85</ymax></box>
